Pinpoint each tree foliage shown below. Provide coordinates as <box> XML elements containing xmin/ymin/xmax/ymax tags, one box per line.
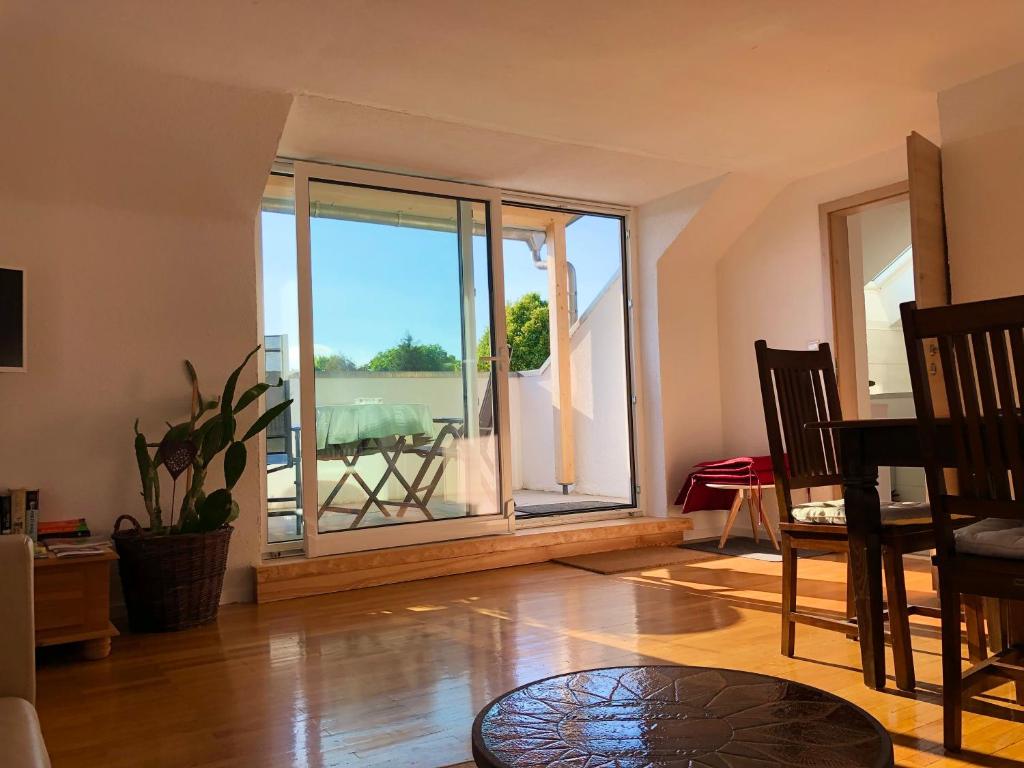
<box><xmin>314</xmin><ymin>353</ymin><xmax>358</xmax><ymax>373</ymax></box>
<box><xmin>367</xmin><ymin>332</ymin><xmax>459</xmax><ymax>372</ymax></box>
<box><xmin>478</xmin><ymin>292</ymin><xmax>550</xmax><ymax>372</ymax></box>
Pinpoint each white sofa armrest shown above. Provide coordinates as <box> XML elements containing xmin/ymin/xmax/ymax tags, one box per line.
<box><xmin>0</xmin><ymin>536</ymin><xmax>35</xmax><ymax>704</ymax></box>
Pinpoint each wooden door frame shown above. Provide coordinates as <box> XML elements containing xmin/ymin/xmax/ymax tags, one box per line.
<box><xmin>819</xmin><ymin>181</ymin><xmax>909</xmax><ymax>419</ymax></box>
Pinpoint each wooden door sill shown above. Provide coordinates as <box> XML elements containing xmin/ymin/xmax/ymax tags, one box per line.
<box><xmin>255</xmin><ymin>516</ymin><xmax>692</xmax><ymax>602</ymax></box>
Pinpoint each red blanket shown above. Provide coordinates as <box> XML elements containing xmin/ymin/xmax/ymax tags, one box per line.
<box><xmin>675</xmin><ymin>455</ymin><xmax>778</xmax><ymax>513</ymax></box>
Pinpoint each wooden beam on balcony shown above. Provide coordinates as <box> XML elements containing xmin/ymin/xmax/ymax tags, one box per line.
<box><xmin>546</xmin><ymin>216</ymin><xmax>575</xmax><ymax>489</ymax></box>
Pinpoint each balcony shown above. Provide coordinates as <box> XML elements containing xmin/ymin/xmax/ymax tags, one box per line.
<box><xmin>266</xmin><ymin>270</ymin><xmax>632</xmax><ymax>543</ymax></box>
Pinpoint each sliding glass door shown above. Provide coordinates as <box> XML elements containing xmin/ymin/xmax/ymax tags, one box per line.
<box><xmin>294</xmin><ymin>164</ymin><xmax>512</xmax><ymax>556</ymax></box>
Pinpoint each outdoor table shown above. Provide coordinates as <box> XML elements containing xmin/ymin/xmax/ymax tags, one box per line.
<box><xmin>316</xmin><ymin>403</ymin><xmax>434</xmax><ymax>528</ymax></box>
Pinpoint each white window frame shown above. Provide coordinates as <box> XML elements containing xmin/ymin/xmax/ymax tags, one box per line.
<box><xmin>257</xmin><ymin>162</ymin><xmax>645</xmax><ymax>557</ymax></box>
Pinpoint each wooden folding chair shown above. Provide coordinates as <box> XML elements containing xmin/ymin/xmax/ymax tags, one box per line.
<box><xmin>399</xmin><ymin>377</ymin><xmax>495</xmax><ymax>515</ymax></box>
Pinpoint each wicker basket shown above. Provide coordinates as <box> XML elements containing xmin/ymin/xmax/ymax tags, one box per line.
<box><xmin>112</xmin><ymin>515</ymin><xmax>233</xmax><ymax>632</ymax></box>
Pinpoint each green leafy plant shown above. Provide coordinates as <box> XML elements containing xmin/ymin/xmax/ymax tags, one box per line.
<box><xmin>478</xmin><ymin>292</ymin><xmax>550</xmax><ymax>371</ymax></box>
<box><xmin>133</xmin><ymin>347</ymin><xmax>292</xmax><ymax>534</ymax></box>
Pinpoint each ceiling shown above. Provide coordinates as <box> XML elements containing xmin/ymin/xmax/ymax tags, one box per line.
<box><xmin>8</xmin><ymin>0</ymin><xmax>1024</xmax><ymax>203</ymax></box>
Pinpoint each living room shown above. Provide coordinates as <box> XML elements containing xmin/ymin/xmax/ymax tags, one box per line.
<box><xmin>5</xmin><ymin>2</ymin><xmax>1024</xmax><ymax>766</ymax></box>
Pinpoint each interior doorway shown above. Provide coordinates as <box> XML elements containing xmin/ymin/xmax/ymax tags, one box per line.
<box><xmin>847</xmin><ymin>198</ymin><xmax>926</xmax><ymax>502</ymax></box>
<box><xmin>822</xmin><ymin>183</ymin><xmax>926</xmax><ymax>503</ymax></box>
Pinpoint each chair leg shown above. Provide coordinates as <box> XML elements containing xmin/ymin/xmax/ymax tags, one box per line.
<box><xmin>781</xmin><ymin>534</ymin><xmax>797</xmax><ymax>657</ymax></box>
<box><xmin>747</xmin><ymin>491</ymin><xmax>760</xmax><ymax>543</ymax></box>
<box><xmin>939</xmin><ymin>577</ymin><xmax>964</xmax><ymax>752</ymax></box>
<box><xmin>963</xmin><ymin>594</ymin><xmax>987</xmax><ymax>664</ymax></box>
<box><xmin>846</xmin><ymin>555</ymin><xmax>859</xmax><ymax>641</ymax></box>
<box><xmin>883</xmin><ymin>546</ymin><xmax>915</xmax><ymax>691</ymax></box>
<box><xmin>1007</xmin><ymin>601</ymin><xmax>1024</xmax><ymax>706</ymax></box>
<box><xmin>718</xmin><ymin>491</ymin><xmax>744</xmax><ymax>549</ymax></box>
<box><xmin>986</xmin><ymin>597</ymin><xmax>1010</xmax><ymax>653</ymax></box>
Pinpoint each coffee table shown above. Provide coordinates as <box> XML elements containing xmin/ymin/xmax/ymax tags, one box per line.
<box><xmin>472</xmin><ymin>665</ymin><xmax>893</xmax><ymax>767</ymax></box>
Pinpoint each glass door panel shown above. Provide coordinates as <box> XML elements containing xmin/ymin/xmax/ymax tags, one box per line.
<box><xmin>500</xmin><ymin>205</ymin><xmax>636</xmax><ymax>520</ymax></box>
<box><xmin>295</xmin><ymin>166</ymin><xmax>510</xmax><ymax>555</ymax></box>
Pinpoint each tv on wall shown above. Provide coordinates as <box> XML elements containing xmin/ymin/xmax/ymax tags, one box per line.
<box><xmin>0</xmin><ymin>267</ymin><xmax>25</xmax><ymax>372</ymax></box>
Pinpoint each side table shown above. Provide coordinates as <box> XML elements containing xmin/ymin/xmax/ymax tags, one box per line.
<box><xmin>707</xmin><ymin>482</ymin><xmax>779</xmax><ymax>550</ymax></box>
<box><xmin>34</xmin><ymin>550</ymin><xmax>118</xmax><ymax>660</ymax></box>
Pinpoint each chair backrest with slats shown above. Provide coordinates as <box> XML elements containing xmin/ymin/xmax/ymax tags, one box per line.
<box><xmin>901</xmin><ymin>297</ymin><xmax>1024</xmax><ymax>555</ymax></box>
<box><xmin>755</xmin><ymin>340</ymin><xmax>844</xmax><ymax>522</ymax></box>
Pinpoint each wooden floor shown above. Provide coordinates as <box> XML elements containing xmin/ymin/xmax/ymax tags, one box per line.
<box><xmin>36</xmin><ymin>549</ymin><xmax>1024</xmax><ymax>767</ymax></box>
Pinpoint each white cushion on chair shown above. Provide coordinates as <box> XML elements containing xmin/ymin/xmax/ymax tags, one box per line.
<box><xmin>955</xmin><ymin>518</ymin><xmax>1024</xmax><ymax>559</ymax></box>
<box><xmin>791</xmin><ymin>499</ymin><xmax>846</xmax><ymax>524</ymax></box>
<box><xmin>790</xmin><ymin>499</ymin><xmax>930</xmax><ymax>526</ymax></box>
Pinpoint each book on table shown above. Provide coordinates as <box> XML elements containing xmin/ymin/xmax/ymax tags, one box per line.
<box><xmin>38</xmin><ymin>518</ymin><xmax>91</xmax><ymax>540</ymax></box>
<box><xmin>44</xmin><ymin>538</ymin><xmax>112</xmax><ymax>558</ymax></box>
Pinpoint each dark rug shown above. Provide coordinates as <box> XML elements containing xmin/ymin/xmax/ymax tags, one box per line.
<box><xmin>515</xmin><ymin>500</ymin><xmax>627</xmax><ymax>518</ymax></box>
<box><xmin>683</xmin><ymin>536</ymin><xmax>828</xmax><ymax>562</ymax></box>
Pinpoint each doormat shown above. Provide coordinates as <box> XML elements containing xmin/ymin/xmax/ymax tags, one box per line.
<box><xmin>516</xmin><ymin>500</ymin><xmax>627</xmax><ymax>519</ymax></box>
<box><xmin>553</xmin><ymin>545</ymin><xmax>717</xmax><ymax>575</ymax></box>
<box><xmin>683</xmin><ymin>537</ymin><xmax>827</xmax><ymax>562</ymax></box>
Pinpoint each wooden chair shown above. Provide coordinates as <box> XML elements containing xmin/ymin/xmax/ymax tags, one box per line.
<box><xmin>755</xmin><ymin>340</ymin><xmax>937</xmax><ymax>691</ymax></box>
<box><xmin>902</xmin><ymin>296</ymin><xmax>1024</xmax><ymax>751</ymax></box>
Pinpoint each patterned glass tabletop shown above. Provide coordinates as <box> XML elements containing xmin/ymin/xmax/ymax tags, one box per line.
<box><xmin>472</xmin><ymin>665</ymin><xmax>893</xmax><ymax>768</ymax></box>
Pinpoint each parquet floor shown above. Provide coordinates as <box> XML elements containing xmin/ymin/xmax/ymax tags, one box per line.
<box><xmin>35</xmin><ymin>549</ymin><xmax>1024</xmax><ymax>767</ymax></box>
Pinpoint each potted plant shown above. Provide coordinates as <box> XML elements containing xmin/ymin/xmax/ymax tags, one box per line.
<box><xmin>114</xmin><ymin>347</ymin><xmax>291</xmax><ymax>632</ymax></box>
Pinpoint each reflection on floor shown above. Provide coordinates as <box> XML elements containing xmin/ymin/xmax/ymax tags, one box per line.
<box><xmin>36</xmin><ymin>551</ymin><xmax>1024</xmax><ymax>767</ymax></box>
<box><xmin>267</xmin><ymin>489</ymin><xmax>631</xmax><ymax>543</ymax></box>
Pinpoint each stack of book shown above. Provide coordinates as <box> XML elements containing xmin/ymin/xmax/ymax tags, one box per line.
<box><xmin>38</xmin><ymin>518</ymin><xmax>91</xmax><ymax>540</ymax></box>
<box><xmin>0</xmin><ymin>491</ymin><xmax>107</xmax><ymax>558</ymax></box>
<box><xmin>0</xmin><ymin>489</ymin><xmax>40</xmax><ymax>541</ymax></box>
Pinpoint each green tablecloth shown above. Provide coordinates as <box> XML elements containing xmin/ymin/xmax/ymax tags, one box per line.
<box><xmin>315</xmin><ymin>403</ymin><xmax>434</xmax><ymax>452</ymax></box>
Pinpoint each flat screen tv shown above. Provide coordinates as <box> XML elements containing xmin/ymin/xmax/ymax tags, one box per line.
<box><xmin>0</xmin><ymin>267</ymin><xmax>25</xmax><ymax>372</ymax></box>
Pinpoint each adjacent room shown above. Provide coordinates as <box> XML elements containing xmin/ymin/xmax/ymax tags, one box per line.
<box><xmin>5</xmin><ymin>2</ymin><xmax>1024</xmax><ymax>766</ymax></box>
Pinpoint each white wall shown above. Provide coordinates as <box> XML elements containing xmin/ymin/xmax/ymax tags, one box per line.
<box><xmin>715</xmin><ymin>147</ymin><xmax>909</xmax><ymax>534</ymax></box>
<box><xmin>515</xmin><ymin>276</ymin><xmax>632</xmax><ymax>499</ymax></box>
<box><xmin>635</xmin><ymin>178</ymin><xmax>724</xmax><ymax>521</ymax></box>
<box><xmin>0</xmin><ymin>40</ymin><xmax>291</xmax><ymax>602</ymax></box>
<box><xmin>939</xmin><ymin>61</ymin><xmax>1024</xmax><ymax>302</ymax></box>
<box><xmin>638</xmin><ymin>175</ymin><xmax>787</xmax><ymax>539</ymax></box>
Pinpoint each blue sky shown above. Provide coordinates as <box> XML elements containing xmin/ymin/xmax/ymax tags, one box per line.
<box><xmin>261</xmin><ymin>209</ymin><xmax>623</xmax><ymax>370</ymax></box>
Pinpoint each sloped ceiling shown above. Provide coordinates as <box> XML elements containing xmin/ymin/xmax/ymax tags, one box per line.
<box><xmin>6</xmin><ymin>0</ymin><xmax>1024</xmax><ymax>203</ymax></box>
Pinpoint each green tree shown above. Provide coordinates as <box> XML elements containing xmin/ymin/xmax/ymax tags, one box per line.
<box><xmin>478</xmin><ymin>292</ymin><xmax>550</xmax><ymax>372</ymax></box>
<box><xmin>314</xmin><ymin>353</ymin><xmax>358</xmax><ymax>373</ymax></box>
<box><xmin>367</xmin><ymin>332</ymin><xmax>459</xmax><ymax>372</ymax></box>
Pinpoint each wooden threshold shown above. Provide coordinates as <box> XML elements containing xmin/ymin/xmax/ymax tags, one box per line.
<box><xmin>255</xmin><ymin>516</ymin><xmax>692</xmax><ymax>603</ymax></box>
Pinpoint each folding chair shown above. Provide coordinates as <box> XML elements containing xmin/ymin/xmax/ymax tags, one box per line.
<box><xmin>399</xmin><ymin>376</ymin><xmax>495</xmax><ymax>515</ymax></box>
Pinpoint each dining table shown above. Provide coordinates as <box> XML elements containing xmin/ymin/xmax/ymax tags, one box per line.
<box><xmin>821</xmin><ymin>415</ymin><xmax>1024</xmax><ymax>693</ymax></box>
<box><xmin>813</xmin><ymin>417</ymin><xmax>956</xmax><ymax>690</ymax></box>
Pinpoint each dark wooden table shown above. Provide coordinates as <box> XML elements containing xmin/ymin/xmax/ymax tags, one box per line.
<box><xmin>818</xmin><ymin>417</ymin><xmax>956</xmax><ymax>690</ymax></box>
<box><xmin>472</xmin><ymin>665</ymin><xmax>894</xmax><ymax>767</ymax></box>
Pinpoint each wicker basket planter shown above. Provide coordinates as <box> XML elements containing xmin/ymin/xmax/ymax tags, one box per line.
<box><xmin>112</xmin><ymin>515</ymin><xmax>233</xmax><ymax>632</ymax></box>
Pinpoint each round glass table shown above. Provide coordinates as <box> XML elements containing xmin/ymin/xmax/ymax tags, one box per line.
<box><xmin>472</xmin><ymin>665</ymin><xmax>893</xmax><ymax>767</ymax></box>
